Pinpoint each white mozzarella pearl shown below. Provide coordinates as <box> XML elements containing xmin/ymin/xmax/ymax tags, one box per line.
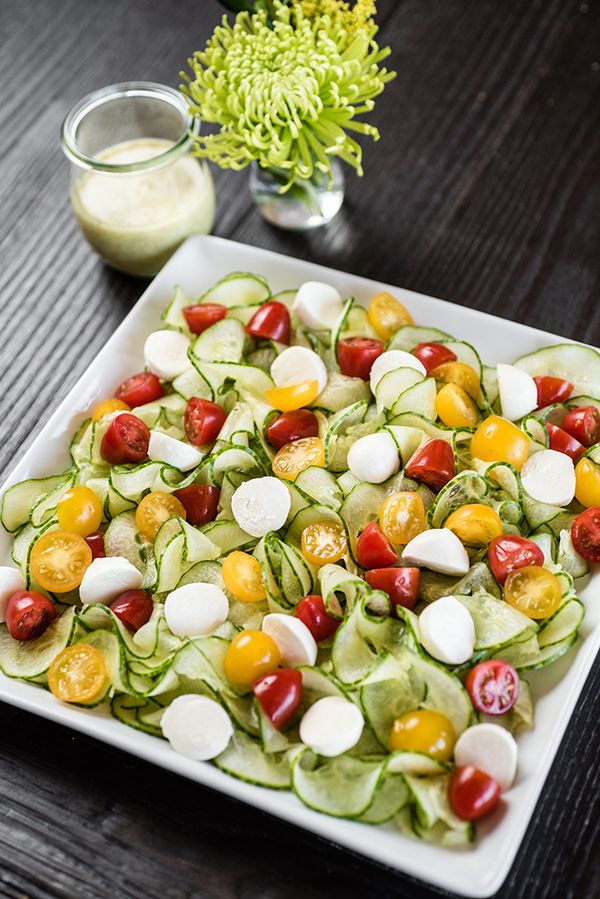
<box><xmin>231</xmin><ymin>477</ymin><xmax>291</xmax><ymax>538</ymax></box>
<box><xmin>521</xmin><ymin>449</ymin><xmax>576</xmax><ymax>507</ymax></box>
<box><xmin>148</xmin><ymin>430</ymin><xmax>203</xmax><ymax>472</ymax></box>
<box><xmin>347</xmin><ymin>432</ymin><xmax>400</xmax><ymax>484</ymax></box>
<box><xmin>299</xmin><ymin>696</ymin><xmax>364</xmax><ymax>757</ymax></box>
<box><xmin>0</xmin><ymin>567</ymin><xmax>26</xmax><ymax>623</ymax></box>
<box><xmin>369</xmin><ymin>350</ymin><xmax>426</xmax><ymax>393</ymax></box>
<box><xmin>293</xmin><ymin>281</ymin><xmax>344</xmax><ymax>331</ymax></box>
<box><xmin>454</xmin><ymin>723</ymin><xmax>518</xmax><ymax>791</ymax></box>
<box><xmin>79</xmin><ymin>557</ymin><xmax>143</xmax><ymax>606</ymax></box>
<box><xmin>418</xmin><ymin>595</ymin><xmax>475</xmax><ymax>665</ymax></box>
<box><xmin>497</xmin><ymin>364</ymin><xmax>538</xmax><ymax>421</ymax></box>
<box><xmin>271</xmin><ymin>346</ymin><xmax>328</xmax><ymax>394</ymax></box>
<box><xmin>164</xmin><ymin>583</ymin><xmax>229</xmax><ymax>637</ymax></box>
<box><xmin>402</xmin><ymin>529</ymin><xmax>470</xmax><ymax>576</ymax></box>
<box><xmin>262</xmin><ymin>613</ymin><xmax>318</xmax><ymax>667</ymax></box>
<box><xmin>161</xmin><ymin>694</ymin><xmax>233</xmax><ymax>761</ymax></box>
<box><xmin>144</xmin><ymin>329</ymin><xmax>191</xmax><ymax>380</ymax></box>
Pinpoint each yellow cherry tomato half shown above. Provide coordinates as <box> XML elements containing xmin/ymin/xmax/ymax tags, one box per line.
<box><xmin>504</xmin><ymin>565</ymin><xmax>562</xmax><ymax>619</ymax></box>
<box><xmin>389</xmin><ymin>709</ymin><xmax>455</xmax><ymax>761</ymax></box>
<box><xmin>92</xmin><ymin>398</ymin><xmax>130</xmax><ymax>421</ymax></box>
<box><xmin>444</xmin><ymin>503</ymin><xmax>503</xmax><ymax>546</ymax></box>
<box><xmin>379</xmin><ymin>491</ymin><xmax>426</xmax><ymax>546</ymax></box>
<box><xmin>223</xmin><ymin>629</ymin><xmax>280</xmax><ymax>689</ymax></box>
<box><xmin>301</xmin><ymin>521</ymin><xmax>347</xmax><ymax>567</ymax></box>
<box><xmin>48</xmin><ymin>643</ymin><xmax>108</xmax><ymax>705</ymax></box>
<box><xmin>56</xmin><ymin>485</ymin><xmax>103</xmax><ymax>537</ymax></box>
<box><xmin>30</xmin><ymin>530</ymin><xmax>92</xmax><ymax>593</ymax></box>
<box><xmin>430</xmin><ymin>361</ymin><xmax>481</xmax><ymax>399</ymax></box>
<box><xmin>265</xmin><ymin>380</ymin><xmax>319</xmax><ymax>412</ymax></box>
<box><xmin>470</xmin><ymin>415</ymin><xmax>530</xmax><ymax>471</ymax></box>
<box><xmin>135</xmin><ymin>491</ymin><xmax>187</xmax><ymax>541</ymax></box>
<box><xmin>574</xmin><ymin>457</ymin><xmax>600</xmax><ymax>507</ymax></box>
<box><xmin>222</xmin><ymin>551</ymin><xmax>266</xmax><ymax>602</ymax></box>
<box><xmin>272</xmin><ymin>436</ymin><xmax>325</xmax><ymax>482</ymax></box>
<box><xmin>367</xmin><ymin>292</ymin><xmax>413</xmax><ymax>340</ymax></box>
<box><xmin>435</xmin><ymin>382</ymin><xmax>479</xmax><ymax>428</ymax></box>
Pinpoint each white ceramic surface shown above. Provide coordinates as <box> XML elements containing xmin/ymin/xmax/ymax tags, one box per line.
<box><xmin>0</xmin><ymin>235</ymin><xmax>598</xmax><ymax>897</ymax></box>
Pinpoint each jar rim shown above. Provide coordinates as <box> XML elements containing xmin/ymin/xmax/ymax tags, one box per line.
<box><xmin>61</xmin><ymin>81</ymin><xmax>199</xmax><ymax>173</ymax></box>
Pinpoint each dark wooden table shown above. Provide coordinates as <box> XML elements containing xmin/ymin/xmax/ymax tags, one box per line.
<box><xmin>1</xmin><ymin>0</ymin><xmax>599</xmax><ymax>896</ymax></box>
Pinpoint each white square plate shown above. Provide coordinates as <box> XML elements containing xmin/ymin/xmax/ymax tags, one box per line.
<box><xmin>1</xmin><ymin>235</ymin><xmax>598</xmax><ymax>897</ymax></box>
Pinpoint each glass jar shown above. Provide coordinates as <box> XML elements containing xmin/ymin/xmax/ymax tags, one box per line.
<box><xmin>249</xmin><ymin>159</ymin><xmax>345</xmax><ymax>231</ymax></box>
<box><xmin>61</xmin><ymin>82</ymin><xmax>216</xmax><ymax>277</ymax></box>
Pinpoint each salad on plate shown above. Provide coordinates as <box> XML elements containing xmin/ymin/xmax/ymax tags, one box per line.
<box><xmin>1</xmin><ymin>272</ymin><xmax>599</xmax><ymax>847</ymax></box>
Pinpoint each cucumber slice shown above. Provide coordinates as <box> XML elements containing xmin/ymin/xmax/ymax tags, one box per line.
<box><xmin>154</xmin><ymin>517</ymin><xmax>221</xmax><ymax>593</ymax></box>
<box><xmin>557</xmin><ymin>529</ymin><xmax>589</xmax><ymax>578</ymax></box>
<box><xmin>428</xmin><ymin>470</ymin><xmax>489</xmax><ymax>527</ymax></box>
<box><xmin>202</xmin><ymin>520</ymin><xmax>256</xmax><ymax>553</ymax></box>
<box><xmin>314</xmin><ymin>372</ymin><xmax>371</xmax><ymax>413</ymax></box>
<box><xmin>323</xmin><ymin>401</ymin><xmax>371</xmax><ymax>471</ymax></box>
<box><xmin>161</xmin><ymin>285</ymin><xmax>193</xmax><ymax>332</ymax></box>
<box><xmin>514</xmin><ymin>343</ymin><xmax>600</xmax><ymax>397</ymax></box>
<box><xmin>384</xmin><ymin>426</ymin><xmax>426</xmax><ymax>465</ymax></box>
<box><xmin>390</xmin><ymin>377</ymin><xmax>437</xmax><ymax>420</ymax></box>
<box><xmin>331</xmin><ymin>599</ymin><xmax>404</xmax><ymax>685</ymax></box>
<box><xmin>104</xmin><ymin>511</ymin><xmax>156</xmax><ymax>588</ymax></box>
<box><xmin>254</xmin><ymin>533</ymin><xmax>314</xmax><ymax>610</ymax></box>
<box><xmin>405</xmin><ymin>775</ymin><xmax>475</xmax><ymax>846</ymax></box>
<box><xmin>360</xmin><ymin>657</ymin><xmax>425</xmax><ymax>746</ymax></box>
<box><xmin>172</xmin><ymin>366</ymin><xmax>213</xmax><ymax>401</ymax></box>
<box><xmin>386</xmin><ymin>752</ymin><xmax>449</xmax><ymax>776</ymax></box>
<box><xmin>538</xmin><ymin>599</ymin><xmax>584</xmax><ymax>648</ymax></box>
<box><xmin>294</xmin><ymin>467</ymin><xmax>342</xmax><ymax>510</ymax></box>
<box><xmin>285</xmin><ymin>504</ymin><xmax>344</xmax><ymax>546</ymax></box>
<box><xmin>190</xmin><ymin>319</ymin><xmax>246</xmax><ymax>363</ymax></box>
<box><xmin>498</xmin><ymin>633</ymin><xmax>578</xmax><ymax>671</ymax></box>
<box><xmin>291</xmin><ymin>751</ymin><xmax>385</xmax><ymax>818</ymax></box>
<box><xmin>375</xmin><ymin>367</ymin><xmax>423</xmax><ymax>414</ymax></box>
<box><xmin>1</xmin><ymin>471</ymin><xmax>75</xmax><ymax>533</ymax></box>
<box><xmin>456</xmin><ymin>590</ymin><xmax>537</xmax><ymax>652</ymax></box>
<box><xmin>409</xmin><ymin>650</ymin><xmax>473</xmax><ymax>735</ymax></box>
<box><xmin>387</xmin><ymin>325</ymin><xmax>453</xmax><ymax>352</ymax></box>
<box><xmin>357</xmin><ymin>773</ymin><xmax>409</xmax><ymax>824</ymax></box>
<box><xmin>318</xmin><ymin>563</ymin><xmax>370</xmax><ymax>617</ymax></box>
<box><xmin>0</xmin><ymin>607</ymin><xmax>76</xmax><ymax>679</ymax></box>
<box><xmin>200</xmin><ymin>273</ymin><xmax>270</xmax><ymax>307</ymax></box>
<box><xmin>419</xmin><ymin>561</ymin><xmax>501</xmax><ymax>604</ymax></box>
<box><xmin>215</xmin><ymin>730</ymin><xmax>293</xmax><ymax>788</ymax></box>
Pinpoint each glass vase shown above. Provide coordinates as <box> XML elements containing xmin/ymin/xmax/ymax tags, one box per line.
<box><xmin>249</xmin><ymin>160</ymin><xmax>345</xmax><ymax>231</ymax></box>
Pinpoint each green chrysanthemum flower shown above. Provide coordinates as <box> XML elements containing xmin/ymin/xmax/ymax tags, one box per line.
<box><xmin>181</xmin><ymin>2</ymin><xmax>395</xmax><ymax>189</ymax></box>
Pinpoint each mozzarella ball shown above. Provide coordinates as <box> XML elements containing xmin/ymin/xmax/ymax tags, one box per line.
<box><xmin>293</xmin><ymin>281</ymin><xmax>344</xmax><ymax>330</ymax></box>
<box><xmin>454</xmin><ymin>723</ymin><xmax>518</xmax><ymax>791</ymax></box>
<box><xmin>402</xmin><ymin>529</ymin><xmax>470</xmax><ymax>576</ymax></box>
<box><xmin>164</xmin><ymin>583</ymin><xmax>229</xmax><ymax>638</ymax></box>
<box><xmin>299</xmin><ymin>696</ymin><xmax>364</xmax><ymax>757</ymax></box>
<box><xmin>231</xmin><ymin>477</ymin><xmax>291</xmax><ymax>538</ymax></box>
<box><xmin>347</xmin><ymin>432</ymin><xmax>400</xmax><ymax>484</ymax></box>
<box><xmin>262</xmin><ymin>613</ymin><xmax>317</xmax><ymax>666</ymax></box>
<box><xmin>79</xmin><ymin>557</ymin><xmax>143</xmax><ymax>606</ymax></box>
<box><xmin>418</xmin><ymin>595</ymin><xmax>476</xmax><ymax>665</ymax></box>
<box><xmin>521</xmin><ymin>449</ymin><xmax>575</xmax><ymax>507</ymax></box>
<box><xmin>161</xmin><ymin>694</ymin><xmax>233</xmax><ymax>761</ymax></box>
<box><xmin>271</xmin><ymin>346</ymin><xmax>328</xmax><ymax>394</ymax></box>
<box><xmin>148</xmin><ymin>431</ymin><xmax>203</xmax><ymax>472</ymax></box>
<box><xmin>144</xmin><ymin>329</ymin><xmax>191</xmax><ymax>381</ymax></box>
<box><xmin>0</xmin><ymin>567</ymin><xmax>26</xmax><ymax>623</ymax></box>
<box><xmin>497</xmin><ymin>364</ymin><xmax>538</xmax><ymax>422</ymax></box>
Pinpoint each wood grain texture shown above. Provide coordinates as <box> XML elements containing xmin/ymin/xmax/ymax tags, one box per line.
<box><xmin>0</xmin><ymin>0</ymin><xmax>599</xmax><ymax>897</ymax></box>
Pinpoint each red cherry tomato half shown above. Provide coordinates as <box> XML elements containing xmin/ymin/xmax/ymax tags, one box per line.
<box><xmin>85</xmin><ymin>532</ymin><xmax>106</xmax><ymax>560</ymax></box>
<box><xmin>465</xmin><ymin>659</ymin><xmax>520</xmax><ymax>715</ymax></box>
<box><xmin>404</xmin><ymin>439</ymin><xmax>455</xmax><ymax>492</ymax></box>
<box><xmin>5</xmin><ymin>591</ymin><xmax>57</xmax><ymax>641</ymax></box>
<box><xmin>364</xmin><ymin>567</ymin><xmax>420</xmax><ymax>612</ymax></box>
<box><xmin>252</xmin><ymin>668</ymin><xmax>302</xmax><ymax>731</ymax></box>
<box><xmin>109</xmin><ymin>590</ymin><xmax>154</xmax><ymax>632</ymax></box>
<box><xmin>295</xmin><ymin>594</ymin><xmax>340</xmax><ymax>642</ymax></box>
<box><xmin>100</xmin><ymin>414</ymin><xmax>150</xmax><ymax>465</ymax></box>
<box><xmin>533</xmin><ymin>376</ymin><xmax>573</xmax><ymax>408</ymax></box>
<box><xmin>337</xmin><ymin>337</ymin><xmax>385</xmax><ymax>380</ymax></box>
<box><xmin>182</xmin><ymin>303</ymin><xmax>227</xmax><ymax>334</ymax></box>
<box><xmin>546</xmin><ymin>423</ymin><xmax>585</xmax><ymax>463</ymax></box>
<box><xmin>412</xmin><ymin>342</ymin><xmax>457</xmax><ymax>374</ymax></box>
<box><xmin>571</xmin><ymin>507</ymin><xmax>600</xmax><ymax>563</ymax></box>
<box><xmin>356</xmin><ymin>521</ymin><xmax>397</xmax><ymax>569</ymax></box>
<box><xmin>184</xmin><ymin>398</ymin><xmax>227</xmax><ymax>446</ymax></box>
<box><xmin>266</xmin><ymin>410</ymin><xmax>320</xmax><ymax>451</ymax></box>
<box><xmin>115</xmin><ymin>372</ymin><xmax>165</xmax><ymax>408</ymax></box>
<box><xmin>561</xmin><ymin>405</ymin><xmax>600</xmax><ymax>447</ymax></box>
<box><xmin>172</xmin><ymin>485</ymin><xmax>220</xmax><ymax>526</ymax></box>
<box><xmin>488</xmin><ymin>534</ymin><xmax>544</xmax><ymax>585</ymax></box>
<box><xmin>448</xmin><ymin>766</ymin><xmax>501</xmax><ymax>821</ymax></box>
<box><xmin>246</xmin><ymin>302</ymin><xmax>291</xmax><ymax>344</ymax></box>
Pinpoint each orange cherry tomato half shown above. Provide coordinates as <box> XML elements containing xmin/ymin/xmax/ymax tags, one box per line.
<box><xmin>100</xmin><ymin>413</ymin><xmax>150</xmax><ymax>465</ymax></box>
<box><xmin>184</xmin><ymin>398</ymin><xmax>227</xmax><ymax>446</ymax></box>
<box><xmin>301</xmin><ymin>521</ymin><xmax>347</xmax><ymax>567</ymax></box>
<box><xmin>379</xmin><ymin>491</ymin><xmax>426</xmax><ymax>546</ymax></box>
<box><xmin>5</xmin><ymin>591</ymin><xmax>56</xmax><ymax>641</ymax></box>
<box><xmin>364</xmin><ymin>567</ymin><xmax>420</xmax><ymax>612</ymax></box>
<box><xmin>470</xmin><ymin>415</ymin><xmax>530</xmax><ymax>471</ymax></box>
<box><xmin>367</xmin><ymin>292</ymin><xmax>413</xmax><ymax>340</ymax></box>
<box><xmin>48</xmin><ymin>643</ymin><xmax>108</xmax><ymax>705</ymax></box>
<box><xmin>265</xmin><ymin>380</ymin><xmax>319</xmax><ymax>412</ymax></box>
<box><xmin>29</xmin><ymin>530</ymin><xmax>92</xmax><ymax>593</ymax></box>
<box><xmin>272</xmin><ymin>436</ymin><xmax>325</xmax><ymax>481</ymax></box>
<box><xmin>246</xmin><ymin>301</ymin><xmax>291</xmax><ymax>344</ymax></box>
<box><xmin>412</xmin><ymin>342</ymin><xmax>457</xmax><ymax>374</ymax></box>
<box><xmin>405</xmin><ymin>439</ymin><xmax>455</xmax><ymax>492</ymax></box>
<box><xmin>488</xmin><ymin>534</ymin><xmax>544</xmax><ymax>585</ymax></box>
<box><xmin>337</xmin><ymin>337</ymin><xmax>384</xmax><ymax>380</ymax></box>
<box><xmin>135</xmin><ymin>491</ymin><xmax>187</xmax><ymax>541</ymax></box>
<box><xmin>574</xmin><ymin>457</ymin><xmax>600</xmax><ymax>507</ymax></box>
<box><xmin>295</xmin><ymin>594</ymin><xmax>340</xmax><ymax>642</ymax></box>
<box><xmin>389</xmin><ymin>709</ymin><xmax>455</xmax><ymax>760</ymax></box>
<box><xmin>571</xmin><ymin>507</ymin><xmax>600</xmax><ymax>563</ymax></box>
<box><xmin>561</xmin><ymin>405</ymin><xmax>600</xmax><ymax>447</ymax></box>
<box><xmin>222</xmin><ymin>551</ymin><xmax>266</xmax><ymax>602</ymax></box>
<box><xmin>430</xmin><ymin>361</ymin><xmax>480</xmax><ymax>399</ymax></box>
<box><xmin>266</xmin><ymin>410</ymin><xmax>319</xmax><ymax>450</ymax></box>
<box><xmin>504</xmin><ymin>565</ymin><xmax>562</xmax><ymax>619</ymax></box>
<box><xmin>445</xmin><ymin>503</ymin><xmax>503</xmax><ymax>546</ymax></box>
<box><xmin>183</xmin><ymin>303</ymin><xmax>227</xmax><ymax>334</ymax></box>
<box><xmin>435</xmin><ymin>382</ymin><xmax>479</xmax><ymax>428</ymax></box>
<box><xmin>223</xmin><ymin>629</ymin><xmax>281</xmax><ymax>690</ymax></box>
<box><xmin>92</xmin><ymin>398</ymin><xmax>130</xmax><ymax>421</ymax></box>
<box><xmin>115</xmin><ymin>371</ymin><xmax>165</xmax><ymax>408</ymax></box>
<box><xmin>252</xmin><ymin>668</ymin><xmax>302</xmax><ymax>731</ymax></box>
<box><xmin>465</xmin><ymin>660</ymin><xmax>520</xmax><ymax>715</ymax></box>
<box><xmin>533</xmin><ymin>376</ymin><xmax>572</xmax><ymax>408</ymax></box>
<box><xmin>172</xmin><ymin>485</ymin><xmax>220</xmax><ymax>526</ymax></box>
<box><xmin>356</xmin><ymin>521</ymin><xmax>397</xmax><ymax>569</ymax></box>
<box><xmin>448</xmin><ymin>766</ymin><xmax>501</xmax><ymax>821</ymax></box>
<box><xmin>56</xmin><ymin>485</ymin><xmax>103</xmax><ymax>537</ymax></box>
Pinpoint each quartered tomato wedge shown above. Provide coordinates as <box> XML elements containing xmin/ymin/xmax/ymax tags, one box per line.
<box><xmin>184</xmin><ymin>398</ymin><xmax>227</xmax><ymax>446</ymax></box>
<box><xmin>100</xmin><ymin>414</ymin><xmax>150</xmax><ymax>464</ymax></box>
<box><xmin>183</xmin><ymin>303</ymin><xmax>227</xmax><ymax>334</ymax></box>
<box><xmin>337</xmin><ymin>337</ymin><xmax>384</xmax><ymax>380</ymax></box>
<box><xmin>356</xmin><ymin>521</ymin><xmax>397</xmax><ymax>569</ymax></box>
<box><xmin>448</xmin><ymin>766</ymin><xmax>501</xmax><ymax>821</ymax></box>
<box><xmin>246</xmin><ymin>301</ymin><xmax>291</xmax><ymax>344</ymax></box>
<box><xmin>172</xmin><ymin>485</ymin><xmax>220</xmax><ymax>526</ymax></box>
<box><xmin>546</xmin><ymin>423</ymin><xmax>585</xmax><ymax>463</ymax></box>
<box><xmin>405</xmin><ymin>439</ymin><xmax>455</xmax><ymax>492</ymax></box>
<box><xmin>29</xmin><ymin>530</ymin><xmax>92</xmax><ymax>593</ymax></box>
<box><xmin>295</xmin><ymin>595</ymin><xmax>340</xmax><ymax>642</ymax></box>
<box><xmin>465</xmin><ymin>660</ymin><xmax>519</xmax><ymax>715</ymax></box>
<box><xmin>364</xmin><ymin>567</ymin><xmax>420</xmax><ymax>611</ymax></box>
<box><xmin>115</xmin><ymin>371</ymin><xmax>165</xmax><ymax>408</ymax></box>
<box><xmin>109</xmin><ymin>590</ymin><xmax>154</xmax><ymax>632</ymax></box>
<box><xmin>561</xmin><ymin>405</ymin><xmax>600</xmax><ymax>447</ymax></box>
<box><xmin>488</xmin><ymin>534</ymin><xmax>544</xmax><ymax>585</ymax></box>
<box><xmin>5</xmin><ymin>591</ymin><xmax>57</xmax><ymax>641</ymax></box>
<box><xmin>571</xmin><ymin>507</ymin><xmax>600</xmax><ymax>563</ymax></box>
<box><xmin>253</xmin><ymin>668</ymin><xmax>302</xmax><ymax>731</ymax></box>
<box><xmin>48</xmin><ymin>643</ymin><xmax>108</xmax><ymax>705</ymax></box>
<box><xmin>266</xmin><ymin>409</ymin><xmax>319</xmax><ymax>450</ymax></box>
<box><xmin>533</xmin><ymin>375</ymin><xmax>573</xmax><ymax>408</ymax></box>
<box><xmin>412</xmin><ymin>342</ymin><xmax>457</xmax><ymax>374</ymax></box>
